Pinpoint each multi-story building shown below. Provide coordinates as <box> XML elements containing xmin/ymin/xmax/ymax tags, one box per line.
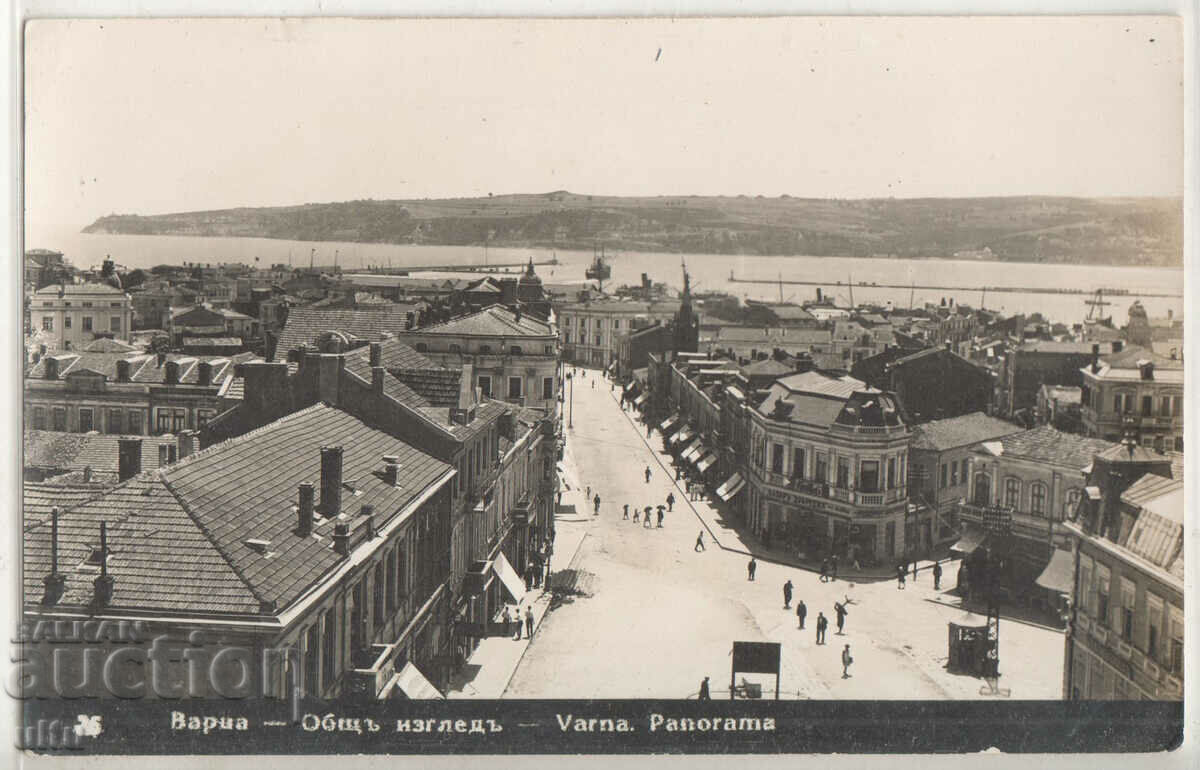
<box><xmin>1036</xmin><ymin>384</ymin><xmax>1083</xmax><ymax>432</ymax></box>
<box><xmin>168</xmin><ymin>304</ymin><xmax>261</xmax><ymax>346</ymax></box>
<box><xmin>701</xmin><ymin>326</ymin><xmax>834</xmax><ymax>366</ymax></box>
<box><xmin>24</xmin><ymin>248</ymin><xmax>66</xmax><ymax>288</ymax></box>
<box><xmin>1000</xmin><ymin>339</ymin><xmax>1121</xmax><ymax>420</ymax></box>
<box><xmin>28</xmin><ymin>282</ymin><xmax>133</xmax><ymax>351</ymax></box>
<box><xmin>271</xmin><ymin>304</ymin><xmax>422</xmax><ymax>361</ymax></box>
<box><xmin>401</xmin><ymin>305</ymin><xmax>560</xmax><ymax>415</ymax></box>
<box><xmin>1062</xmin><ymin>446</ymin><xmax>1181</xmax><ymax>700</ymax></box>
<box><xmin>908</xmin><ymin>412</ymin><xmax>1023</xmax><ymax>549</ymax></box>
<box><xmin>21</xmin><ymin>403</ymin><xmax>456</xmax><ymax>701</ymax></box>
<box><xmin>557</xmin><ymin>299</ymin><xmax>678</xmax><ymax>367</ymax></box>
<box><xmin>852</xmin><ymin>344</ymin><xmax>995</xmax><ymax>423</ymax></box>
<box><xmin>24</xmin><ymin>349</ymin><xmax>258</xmax><ymax>436</ymax></box>
<box><xmin>747</xmin><ymin>370</ymin><xmax>916</xmax><ymax>563</ymax></box>
<box><xmin>1079</xmin><ymin>345</ymin><xmax>1183</xmax><ymax>451</ymax></box>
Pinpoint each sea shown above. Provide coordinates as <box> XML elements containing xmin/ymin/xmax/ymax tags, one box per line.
<box><xmin>28</xmin><ymin>225</ymin><xmax>1185</xmax><ymax>327</ymax></box>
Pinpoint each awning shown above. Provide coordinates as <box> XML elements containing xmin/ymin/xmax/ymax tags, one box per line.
<box><xmin>1035</xmin><ymin>548</ymin><xmax>1075</xmax><ymax>594</ymax></box>
<box><xmin>633</xmin><ymin>393</ymin><xmax>648</xmax><ymax>406</ymax></box>
<box><xmin>493</xmin><ymin>552</ymin><xmax>527</xmax><ymax>605</ymax></box>
<box><xmin>659</xmin><ymin>413</ymin><xmax>681</xmax><ymax>431</ymax></box>
<box><xmin>670</xmin><ymin>427</ymin><xmax>694</xmax><ymax>446</ymax></box>
<box><xmin>390</xmin><ymin>661</ymin><xmax>444</xmax><ymax>699</ymax></box>
<box><xmin>696</xmin><ymin>453</ymin><xmax>718</xmax><ymax>473</ymax></box>
<box><xmin>716</xmin><ymin>473</ymin><xmax>746</xmax><ymax>501</ymax></box>
<box><xmin>685</xmin><ymin>443</ymin><xmax>708</xmax><ymax>463</ymax></box>
<box><xmin>950</xmin><ymin>524</ymin><xmax>989</xmax><ymax>555</ymax></box>
<box><xmin>679</xmin><ymin>438</ymin><xmax>702</xmax><ymax>459</ymax></box>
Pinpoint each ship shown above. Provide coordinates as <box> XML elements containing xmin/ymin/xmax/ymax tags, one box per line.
<box><xmin>585</xmin><ymin>243</ymin><xmax>611</xmax><ymax>289</ymax></box>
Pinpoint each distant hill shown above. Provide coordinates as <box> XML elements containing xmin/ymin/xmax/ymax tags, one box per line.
<box><xmin>83</xmin><ymin>193</ymin><xmax>1183</xmax><ymax>267</ymax></box>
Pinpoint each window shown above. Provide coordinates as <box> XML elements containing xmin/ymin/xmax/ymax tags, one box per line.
<box><xmin>1159</xmin><ymin>396</ymin><xmax>1171</xmax><ymax>417</ymax></box>
<box><xmin>304</xmin><ymin>624</ymin><xmax>320</xmax><ymax>694</ymax></box>
<box><xmin>613</xmin><ymin>319</ymin><xmax>620</xmax><ymax>328</ymax></box>
<box><xmin>960</xmin><ymin>459</ymin><xmax>969</xmax><ymax>485</ymax></box>
<box><xmin>1114</xmin><ymin>393</ymin><xmax>1133</xmax><ymax>414</ymax></box>
<box><xmin>860</xmin><ymin>460</ymin><xmax>880</xmax><ymax>493</ymax></box>
<box><xmin>110</xmin><ymin>316</ymin><xmax>122</xmax><ymax>332</ymax></box>
<box><xmin>127</xmin><ymin>411</ymin><xmax>142</xmax><ymax>435</ymax></box>
<box><xmin>321</xmin><ymin>608</ymin><xmax>336</xmax><ymax>689</ymax></box>
<box><xmin>1064</xmin><ymin>488</ymin><xmax>1082</xmax><ymax>520</ymax></box>
<box><xmin>1174</xmin><ymin>436</ymin><xmax>1184</xmax><ymax>452</ymax></box>
<box><xmin>79</xmin><ymin>408</ymin><xmax>94</xmax><ymax>432</ymax></box>
<box><xmin>836</xmin><ymin>457</ymin><xmax>850</xmax><ymax>489</ymax></box>
<box><xmin>196</xmin><ymin>409</ymin><xmax>215</xmax><ymax>428</ymax></box>
<box><xmin>1171</xmin><ymin>396</ymin><xmax>1181</xmax><ymax>417</ymax></box>
<box><xmin>478</xmin><ymin>375</ymin><xmax>492</xmax><ymax>398</ymax></box>
<box><xmin>395</xmin><ymin>545</ymin><xmax>408</xmax><ymax>600</ymax></box>
<box><xmin>1078</xmin><ymin>556</ymin><xmax>1093</xmax><ymax>618</ymax></box>
<box><xmin>542</xmin><ymin>377</ymin><xmax>554</xmax><ymax>400</ymax></box>
<box><xmin>1120</xmin><ymin>579</ymin><xmax>1136</xmax><ymax>641</ymax></box>
<box><xmin>939</xmin><ymin>464</ymin><xmax>948</xmax><ymax>489</ymax></box>
<box><xmin>510</xmin><ymin>346</ymin><xmax>522</xmax><ymax>355</ymax></box>
<box><xmin>1146</xmin><ymin>593</ymin><xmax>1163</xmax><ymax>661</ymax></box>
<box><xmin>373</xmin><ymin>562</ymin><xmax>385</xmax><ymax>629</ymax></box>
<box><xmin>1168</xmin><ymin>607</ymin><xmax>1183</xmax><ymax>676</ymax></box>
<box><xmin>1004</xmin><ymin>477</ymin><xmax>1020</xmax><ymax>509</ymax></box>
<box><xmin>792</xmin><ymin>448</ymin><xmax>806</xmax><ymax>480</ymax></box>
<box><xmin>594</xmin><ymin>334</ymin><xmax>601</xmax><ymax>346</ymax></box>
<box><xmin>448</xmin><ymin>343</ymin><xmax>462</xmax><ymax>354</ymax></box>
<box><xmin>83</xmin><ymin>316</ymin><xmax>93</xmax><ymax>332</ymax></box>
<box><xmin>106</xmin><ymin>409</ymin><xmax>123</xmax><ymax>434</ymax></box>
<box><xmin>386</xmin><ymin>547</ymin><xmax>397</xmax><ymax>612</ymax></box>
<box><xmin>111</xmin><ymin>301</ymin><xmax>123</xmax><ymax>308</ymax></box>
<box><xmin>1030</xmin><ymin>483</ymin><xmax>1047</xmax><ymax>517</ymax></box>
<box><xmin>1141</xmin><ymin>396</ymin><xmax>1153</xmax><ymax>417</ymax></box>
<box><xmin>32</xmin><ymin>407</ymin><xmax>46</xmax><ymax>430</ymax></box>
<box><xmin>415</xmin><ymin>343</ymin><xmax>429</xmax><ymax>353</ymax></box>
<box><xmin>479</xmin><ymin>344</ymin><xmax>492</xmax><ymax>354</ymax></box>
<box><xmin>1096</xmin><ymin>565</ymin><xmax>1111</xmax><ymax>628</ymax></box>
<box><xmin>52</xmin><ymin>407</ymin><xmax>66</xmax><ymax>431</ymax></box>
<box><xmin>564</xmin><ymin>332</ymin><xmax>572</xmax><ymax>344</ymax></box>
<box><xmin>950</xmin><ymin>462</ymin><xmax>959</xmax><ymax>487</ymax></box>
<box><xmin>42</xmin><ymin>316</ymin><xmax>53</xmax><ymax>331</ymax></box>
<box><xmin>771</xmin><ymin>444</ymin><xmax>784</xmax><ymax>474</ymax></box>
<box><xmin>815</xmin><ymin>453</ymin><xmax>828</xmax><ymax>483</ymax></box>
<box><xmin>64</xmin><ymin>316</ymin><xmax>72</xmax><ymax>329</ymax></box>
<box><xmin>508</xmin><ymin>376</ymin><xmax>523</xmax><ymax>399</ymax></box>
<box><xmin>156</xmin><ymin>408</ymin><xmax>186</xmax><ymax>433</ymax></box>
<box><xmin>886</xmin><ymin>457</ymin><xmax>896</xmax><ymax>490</ymax></box>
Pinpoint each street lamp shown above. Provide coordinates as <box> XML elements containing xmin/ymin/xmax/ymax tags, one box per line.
<box><xmin>566</xmin><ymin>372</ymin><xmax>574</xmax><ymax>430</ymax></box>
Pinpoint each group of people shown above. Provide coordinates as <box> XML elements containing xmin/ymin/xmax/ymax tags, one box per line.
<box><xmin>622</xmin><ymin>498</ymin><xmax>669</xmax><ymax>529</ymax></box>
<box><xmin>499</xmin><ymin>605</ymin><xmax>537</xmax><ymax>641</ymax></box>
<box><xmin>896</xmin><ymin>559</ymin><xmax>943</xmax><ymax>590</ymax></box>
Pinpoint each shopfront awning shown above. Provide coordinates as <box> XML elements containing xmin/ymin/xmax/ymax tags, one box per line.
<box><xmin>660</xmin><ymin>413</ymin><xmax>681</xmax><ymax>431</ymax></box>
<box><xmin>716</xmin><ymin>473</ymin><xmax>746</xmax><ymax>501</ymax></box>
<box><xmin>493</xmin><ymin>552</ymin><xmax>527</xmax><ymax>605</ymax></box>
<box><xmin>390</xmin><ymin>661</ymin><xmax>444</xmax><ymax>699</ymax></box>
<box><xmin>950</xmin><ymin>524</ymin><xmax>989</xmax><ymax>555</ymax></box>
<box><xmin>679</xmin><ymin>438</ymin><xmax>702</xmax><ymax>459</ymax></box>
<box><xmin>685</xmin><ymin>443</ymin><xmax>708</xmax><ymax>463</ymax></box>
<box><xmin>696</xmin><ymin>453</ymin><xmax>718</xmax><ymax>473</ymax></box>
<box><xmin>1034</xmin><ymin>548</ymin><xmax>1075</xmax><ymax>594</ymax></box>
<box><xmin>633</xmin><ymin>393</ymin><xmax>648</xmax><ymax>406</ymax></box>
<box><xmin>669</xmin><ymin>427</ymin><xmax>694</xmax><ymax>446</ymax></box>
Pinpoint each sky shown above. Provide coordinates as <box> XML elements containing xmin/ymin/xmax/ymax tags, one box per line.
<box><xmin>23</xmin><ymin>16</ymin><xmax>1183</xmax><ymax>236</ymax></box>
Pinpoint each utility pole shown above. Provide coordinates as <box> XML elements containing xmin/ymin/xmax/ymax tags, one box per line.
<box><xmin>567</xmin><ymin>372</ymin><xmax>574</xmax><ymax>429</ymax></box>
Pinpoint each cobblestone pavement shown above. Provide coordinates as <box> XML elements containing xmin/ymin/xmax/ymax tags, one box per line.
<box><xmin>505</xmin><ymin>368</ymin><xmax>1065</xmax><ymax>699</ymax></box>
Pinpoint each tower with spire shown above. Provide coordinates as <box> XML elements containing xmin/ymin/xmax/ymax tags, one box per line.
<box><xmin>671</xmin><ymin>260</ymin><xmax>700</xmax><ymax>354</ymax></box>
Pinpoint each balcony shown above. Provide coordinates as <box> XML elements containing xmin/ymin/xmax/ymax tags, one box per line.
<box><xmin>830</xmin><ymin>422</ymin><xmax>907</xmax><ymax>437</ymax></box>
<box><xmin>510</xmin><ymin>493</ymin><xmax>533</xmax><ymax>524</ymax></box>
<box><xmin>345</xmin><ymin>642</ymin><xmax>396</xmax><ymax>698</ymax></box>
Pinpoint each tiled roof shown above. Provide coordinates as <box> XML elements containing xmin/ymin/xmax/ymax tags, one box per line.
<box><xmin>983</xmin><ymin>425</ymin><xmax>1117</xmax><ymax>470</ymax></box>
<box><xmin>757</xmin><ymin>389</ymin><xmax>846</xmax><ymax>428</ymax></box>
<box><xmin>1094</xmin><ymin>443</ymin><xmax>1172</xmax><ymax>465</ymax></box>
<box><xmin>81</xmin><ymin>338</ymin><xmax>139</xmax><ymax>353</ymax></box>
<box><xmin>768</xmin><ymin>305</ymin><xmax>816</xmax><ymax>321</ymax></box>
<box><xmin>26</xmin><ymin>351</ymin><xmax>256</xmax><ymax>385</ymax></box>
<box><xmin>22</xmin><ymin>481</ymin><xmax>112</xmax><ymax>532</ymax></box>
<box><xmin>273</xmin><ymin>305</ymin><xmax>422</xmax><ymax>361</ymax></box>
<box><xmin>32</xmin><ymin>282</ymin><xmax>126</xmax><ymax>297</ymax></box>
<box><xmin>340</xmin><ymin>337</ymin><xmax>437</xmax><ymax>387</ymax></box>
<box><xmin>23</xmin><ymin>404</ymin><xmax>454</xmax><ymax>615</ymax></box>
<box><xmin>1121</xmin><ymin>473</ymin><xmax>1183</xmax><ymax>512</ymax></box>
<box><xmin>183</xmin><ymin>337</ymin><xmax>242</xmax><ymax>346</ymax></box>
<box><xmin>391</xmin><ymin>369</ymin><xmax>465</xmax><ymax>408</ymax></box>
<box><xmin>741</xmin><ymin>358</ymin><xmax>794</xmax><ymax>377</ymax></box>
<box><xmin>1019</xmin><ymin>340</ymin><xmax>1117</xmax><ymax>355</ymax></box>
<box><xmin>558</xmin><ymin>299</ymin><xmax>679</xmax><ymax>314</ymax></box>
<box><xmin>910</xmin><ymin>412</ymin><xmax>1023</xmax><ymax>451</ymax></box>
<box><xmin>23</xmin><ymin>431</ymin><xmax>178</xmax><ymax>474</ymax></box>
<box><xmin>1100</xmin><ymin>345</ymin><xmax>1183</xmax><ymax>370</ymax></box>
<box><xmin>413</xmin><ymin>305</ymin><xmax>554</xmax><ymax>338</ymax></box>
<box><xmin>775</xmin><ymin>370</ymin><xmax>865</xmax><ymax>399</ymax></box>
<box><xmin>414</xmin><ymin>399</ymin><xmax>509</xmax><ymax>441</ymax></box>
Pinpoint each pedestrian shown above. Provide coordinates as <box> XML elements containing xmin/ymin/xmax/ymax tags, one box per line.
<box><xmin>593</xmin><ymin>493</ymin><xmax>601</xmax><ymax>516</ymax></box>
<box><xmin>646</xmin><ymin>423</ymin><xmax>651</xmax><ymax>437</ymax></box>
<box><xmin>897</xmin><ymin>564</ymin><xmax>906</xmax><ymax>590</ymax></box>
<box><xmin>816</xmin><ymin>612</ymin><xmax>827</xmax><ymax>644</ymax></box>
<box><xmin>698</xmin><ymin>676</ymin><xmax>711</xmax><ymax>700</ymax></box>
<box><xmin>912</xmin><ymin>559</ymin><xmax>919</xmax><ymax>580</ymax></box>
<box><xmin>797</xmin><ymin>599</ymin><xmax>807</xmax><ymax>630</ymax></box>
<box><xmin>675</xmin><ymin>467</ymin><xmax>683</xmax><ymax>481</ymax></box>
<box><xmin>666</xmin><ymin>492</ymin><xmax>675</xmax><ymax>512</ymax></box>
<box><xmin>783</xmin><ymin>579</ymin><xmax>793</xmax><ymax>609</ymax></box>
<box><xmin>645</xmin><ymin>466</ymin><xmax>652</xmax><ymax>483</ymax></box>
<box><xmin>525</xmin><ymin>607</ymin><xmax>534</xmax><ymax>638</ymax></box>
<box><xmin>933</xmin><ymin>561</ymin><xmax>943</xmax><ymax>590</ymax></box>
<box><xmin>656</xmin><ymin>508</ymin><xmax>664</xmax><ymax>528</ymax></box>
<box><xmin>556</xmin><ymin>491</ymin><xmax>563</xmax><ymax>507</ymax></box>
<box><xmin>543</xmin><ymin>562</ymin><xmax>551</xmax><ymax>589</ymax></box>
<box><xmin>524</xmin><ymin>566</ymin><xmax>533</xmax><ymax>591</ymax></box>
<box><xmin>819</xmin><ymin>559</ymin><xmax>829</xmax><ymax>583</ymax></box>
<box><xmin>830</xmin><ymin>555</ymin><xmax>838</xmax><ymax>580</ymax></box>
<box><xmin>747</xmin><ymin>558</ymin><xmax>757</xmax><ymax>581</ymax></box>
<box><xmin>586</xmin><ymin>485</ymin><xmax>591</xmax><ymax>500</ymax></box>
<box><xmin>834</xmin><ymin>601</ymin><xmax>847</xmax><ymax>634</ymax></box>
<box><xmin>842</xmin><ymin>644</ymin><xmax>853</xmax><ymax>678</ymax></box>
<box><xmin>514</xmin><ymin>608</ymin><xmax>523</xmax><ymax>640</ymax></box>
<box><xmin>695</xmin><ymin>531</ymin><xmax>706</xmax><ymax>552</ymax></box>
<box><xmin>644</xmin><ymin>507</ymin><xmax>653</xmax><ymax>528</ymax></box>
<box><xmin>633</xmin><ymin>508</ymin><xmax>640</xmax><ymax>523</ymax></box>
<box><xmin>623</xmin><ymin>503</ymin><xmax>630</xmax><ymax>520</ymax></box>
<box><xmin>501</xmin><ymin>607</ymin><xmax>512</xmax><ymax>637</ymax></box>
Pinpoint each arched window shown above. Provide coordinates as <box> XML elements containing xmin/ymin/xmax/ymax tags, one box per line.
<box><xmin>448</xmin><ymin>343</ymin><xmax>461</xmax><ymax>354</ymax></box>
<box><xmin>415</xmin><ymin>343</ymin><xmax>429</xmax><ymax>353</ymax></box>
<box><xmin>1030</xmin><ymin>482</ymin><xmax>1047</xmax><ymax>517</ymax></box>
<box><xmin>1064</xmin><ymin>488</ymin><xmax>1082</xmax><ymax>520</ymax></box>
<box><xmin>1003</xmin><ymin>477</ymin><xmax>1021</xmax><ymax>509</ymax></box>
<box><xmin>973</xmin><ymin>473</ymin><xmax>991</xmax><ymax>506</ymax></box>
<box><xmin>479</xmin><ymin>344</ymin><xmax>492</xmax><ymax>354</ymax></box>
<box><xmin>510</xmin><ymin>346</ymin><xmax>523</xmax><ymax>355</ymax></box>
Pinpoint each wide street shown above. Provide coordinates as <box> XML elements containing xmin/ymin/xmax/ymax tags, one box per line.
<box><xmin>505</xmin><ymin>367</ymin><xmax>1066</xmax><ymax>700</ymax></box>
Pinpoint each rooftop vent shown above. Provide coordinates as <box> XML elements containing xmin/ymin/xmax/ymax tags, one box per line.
<box><xmin>244</xmin><ymin>538</ymin><xmax>275</xmax><ymax>557</ymax></box>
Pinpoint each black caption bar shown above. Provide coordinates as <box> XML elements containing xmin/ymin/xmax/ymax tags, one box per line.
<box><xmin>20</xmin><ymin>699</ymin><xmax>1183</xmax><ymax>755</ymax></box>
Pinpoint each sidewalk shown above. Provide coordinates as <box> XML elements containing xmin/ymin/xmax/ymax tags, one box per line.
<box><xmin>443</xmin><ymin>422</ymin><xmax>594</xmax><ymax>699</ymax></box>
<box><xmin>608</xmin><ymin>388</ymin><xmax>951</xmax><ymax>585</ymax></box>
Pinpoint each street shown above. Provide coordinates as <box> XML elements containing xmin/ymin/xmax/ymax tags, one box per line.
<box><xmin>505</xmin><ymin>367</ymin><xmax>1066</xmax><ymax>699</ymax></box>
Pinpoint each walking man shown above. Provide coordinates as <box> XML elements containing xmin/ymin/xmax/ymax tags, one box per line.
<box><xmin>797</xmin><ymin>599</ymin><xmax>807</xmax><ymax>630</ymax></box>
<box><xmin>593</xmin><ymin>493</ymin><xmax>601</xmax><ymax>516</ymax></box>
<box><xmin>933</xmin><ymin>561</ymin><xmax>943</xmax><ymax>590</ymax></box>
<box><xmin>525</xmin><ymin>607</ymin><xmax>534</xmax><ymax>639</ymax></box>
<box><xmin>623</xmin><ymin>504</ymin><xmax>630</xmax><ymax>520</ymax></box>
<box><xmin>842</xmin><ymin>644</ymin><xmax>853</xmax><ymax>678</ymax></box>
<box><xmin>645</xmin><ymin>466</ymin><xmax>652</xmax><ymax>484</ymax></box>
<box><xmin>747</xmin><ymin>558</ymin><xmax>757</xmax><ymax>581</ymax></box>
<box><xmin>656</xmin><ymin>507</ymin><xmax>664</xmax><ymax>528</ymax></box>
<box><xmin>586</xmin><ymin>485</ymin><xmax>591</xmax><ymax>501</ymax></box>
<box><xmin>698</xmin><ymin>676</ymin><xmax>711</xmax><ymax>700</ymax></box>
<box><xmin>830</xmin><ymin>555</ymin><xmax>838</xmax><ymax>580</ymax></box>
<box><xmin>501</xmin><ymin>607</ymin><xmax>512</xmax><ymax>638</ymax></box>
<box><xmin>514</xmin><ymin>608</ymin><xmax>523</xmax><ymax>640</ymax></box>
<box><xmin>816</xmin><ymin>612</ymin><xmax>827</xmax><ymax>645</ymax></box>
<box><xmin>834</xmin><ymin>601</ymin><xmax>848</xmax><ymax>634</ymax></box>
<box><xmin>783</xmin><ymin>579</ymin><xmax>793</xmax><ymax>609</ymax></box>
<box><xmin>632</xmin><ymin>508</ymin><xmax>640</xmax><ymax>523</ymax></box>
<box><xmin>819</xmin><ymin>559</ymin><xmax>829</xmax><ymax>583</ymax></box>
<box><xmin>897</xmin><ymin>564</ymin><xmax>907</xmax><ymax>590</ymax></box>
<box><xmin>666</xmin><ymin>492</ymin><xmax>675</xmax><ymax>512</ymax></box>
<box><xmin>695</xmin><ymin>531</ymin><xmax>706</xmax><ymax>552</ymax></box>
<box><xmin>644</xmin><ymin>507</ymin><xmax>653</xmax><ymax>528</ymax></box>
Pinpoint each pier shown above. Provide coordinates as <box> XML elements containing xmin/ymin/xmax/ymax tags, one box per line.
<box><xmin>360</xmin><ymin>258</ymin><xmax>560</xmax><ymax>275</ymax></box>
<box><xmin>728</xmin><ymin>275</ymin><xmax>1182</xmax><ymax>299</ymax></box>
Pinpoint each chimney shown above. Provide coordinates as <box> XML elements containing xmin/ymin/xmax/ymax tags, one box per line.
<box><xmin>372</xmin><ymin>366</ymin><xmax>385</xmax><ymax>393</ymax></box>
<box><xmin>177</xmin><ymin>430</ymin><xmax>197</xmax><ymax>459</ymax></box>
<box><xmin>816</xmin><ymin>288</ymin><xmax>823</xmax><ymax>302</ymax></box>
<box><xmin>116</xmin><ymin>359</ymin><xmax>131</xmax><ymax>382</ymax></box>
<box><xmin>296</xmin><ymin>482</ymin><xmax>315</xmax><ymax>536</ymax></box>
<box><xmin>83</xmin><ymin>466</ymin><xmax>92</xmax><ymax>483</ymax></box>
<box><xmin>1091</xmin><ymin>343</ymin><xmax>1100</xmax><ymax>374</ymax></box>
<box><xmin>157</xmin><ymin>351</ymin><xmax>167</xmax><ymax>367</ymax></box>
<box><xmin>286</xmin><ymin>348</ymin><xmax>303</xmax><ymax>363</ymax></box>
<box><xmin>165</xmin><ymin>360</ymin><xmax>180</xmax><ymax>385</ymax></box>
<box><xmin>319</xmin><ymin>446</ymin><xmax>344</xmax><ymax>516</ymax></box>
<box><xmin>369</xmin><ymin>342</ymin><xmax>382</xmax><ymax>367</ymax></box>
<box><xmin>1139</xmin><ymin>360</ymin><xmax>1154</xmax><ymax>381</ymax></box>
<box><xmin>514</xmin><ymin>307</ymin><xmax>522</xmax><ymax>323</ymax></box>
<box><xmin>92</xmin><ymin>521</ymin><xmax>115</xmax><ymax>607</ymax></box>
<box><xmin>332</xmin><ymin>523</ymin><xmax>351</xmax><ymax>556</ymax></box>
<box><xmin>241</xmin><ymin>361</ymin><xmax>290</xmax><ymax>415</ymax></box>
<box><xmin>117</xmin><ymin>437</ymin><xmax>142</xmax><ymax>481</ymax></box>
<box><xmin>1113</xmin><ymin>340</ymin><xmax>1124</xmax><ymax>353</ymax></box>
<box><xmin>197</xmin><ymin>361</ymin><xmax>213</xmax><ymax>386</ymax></box>
<box><xmin>44</xmin><ymin>357</ymin><xmax>59</xmax><ymax>380</ymax></box>
<box><xmin>382</xmin><ymin>455</ymin><xmax>400</xmax><ymax>486</ymax></box>
<box><xmin>42</xmin><ymin>508</ymin><xmax>66</xmax><ymax>605</ymax></box>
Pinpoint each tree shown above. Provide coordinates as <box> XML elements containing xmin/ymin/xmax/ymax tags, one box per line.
<box><xmin>123</xmin><ymin>268</ymin><xmax>148</xmax><ymax>289</ymax></box>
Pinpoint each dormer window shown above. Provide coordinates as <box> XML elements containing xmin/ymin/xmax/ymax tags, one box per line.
<box><xmin>81</xmin><ymin>545</ymin><xmax>112</xmax><ymax>569</ymax></box>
